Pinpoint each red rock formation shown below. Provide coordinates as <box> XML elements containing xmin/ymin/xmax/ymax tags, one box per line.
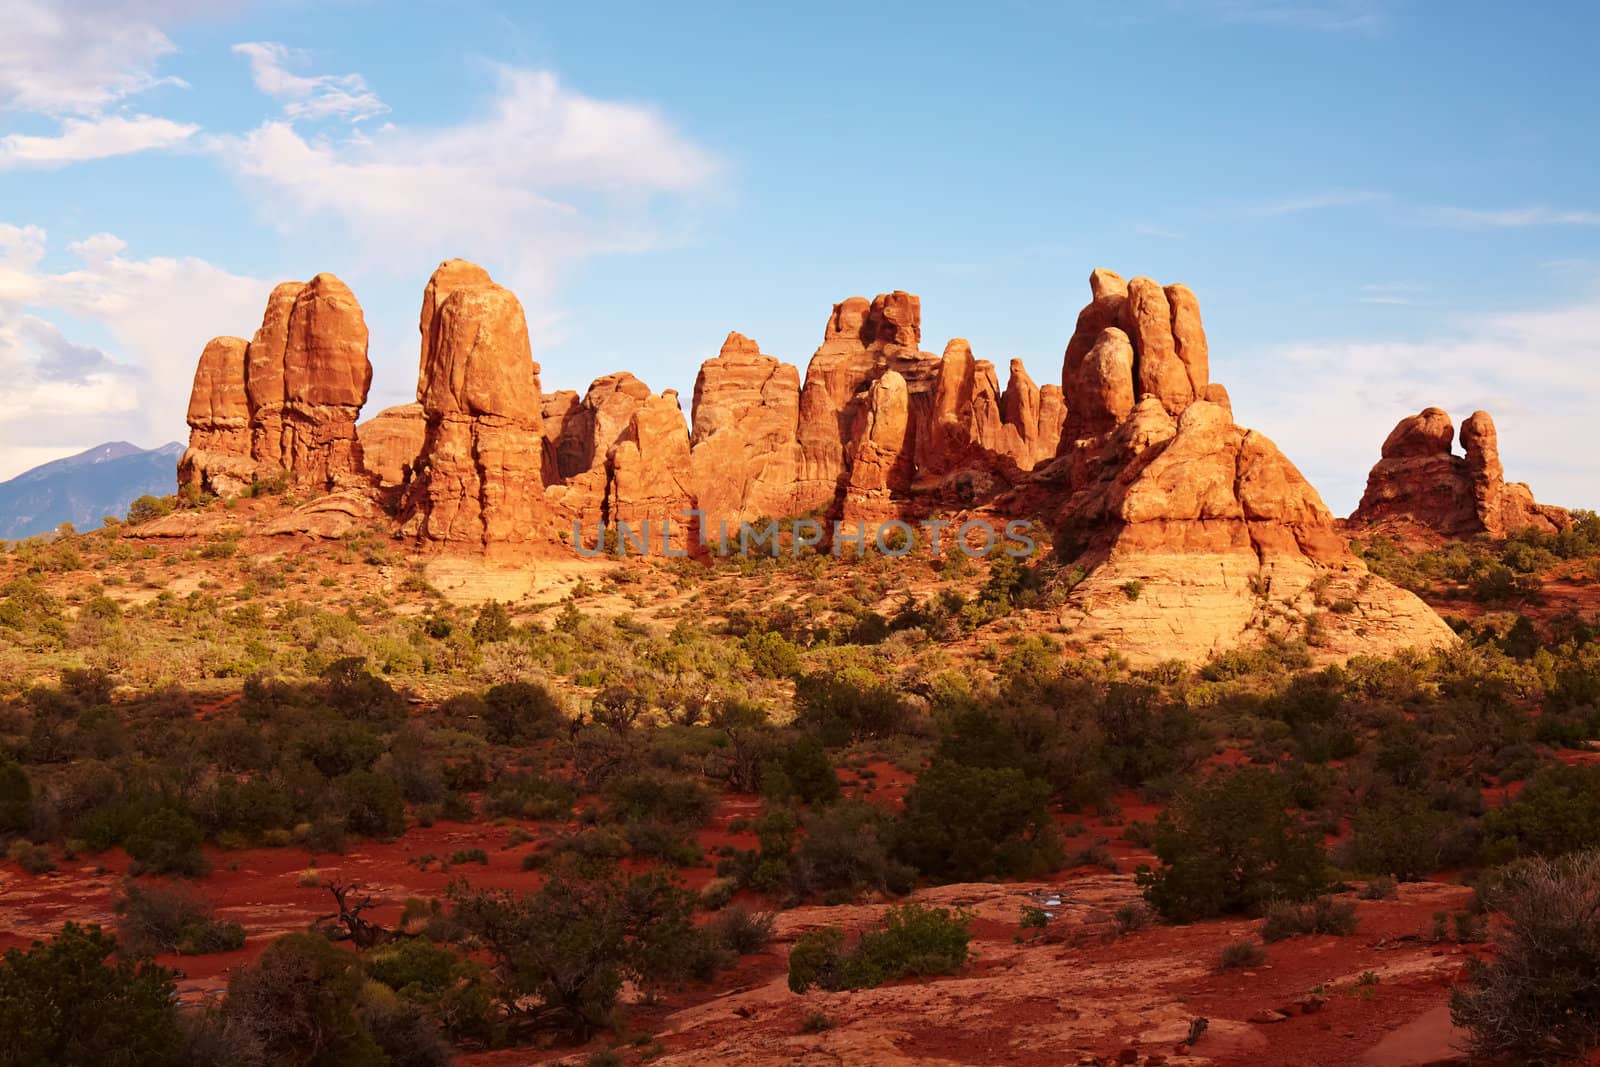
<box><xmin>357</xmin><ymin>403</ymin><xmax>426</xmax><ymax>488</ymax></box>
<box><xmin>231</xmin><ymin>273</ymin><xmax>374</xmax><ymax>490</ymax></box>
<box><xmin>245</xmin><ymin>282</ymin><xmax>300</xmax><ymax>475</ymax></box>
<box><xmin>178</xmin><ymin>336</ymin><xmax>254</xmax><ymax>497</ymax></box>
<box><xmin>402</xmin><ymin>260</ymin><xmax>543</xmax><ymax>544</ymax></box>
<box><xmin>1351</xmin><ymin>407</ymin><xmax>1568</xmax><ymax>537</ymax></box>
<box><xmin>1035</xmin><ymin>269</ymin><xmax>1454</xmax><ymax>663</ymax></box>
<box><xmin>841</xmin><ymin>370</ymin><xmax>911</xmax><ymax>521</ymax></box>
<box><xmin>181</xmin><ymin>272</ymin><xmax>373</xmax><ymax>497</ymax></box>
<box><xmin>277</xmin><ymin>273</ymin><xmax>372</xmax><ymax>488</ymax></box>
<box><xmin>608</xmin><ymin>390</ymin><xmax>695</xmax><ymax>544</ymax></box>
<box><xmin>686</xmin><ymin>332</ymin><xmax>804</xmax><ymax>524</ymax></box>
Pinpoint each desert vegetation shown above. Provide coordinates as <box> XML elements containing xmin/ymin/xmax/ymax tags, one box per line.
<box><xmin>2</xmin><ymin>502</ymin><xmax>1600</xmax><ymax>1062</ymax></box>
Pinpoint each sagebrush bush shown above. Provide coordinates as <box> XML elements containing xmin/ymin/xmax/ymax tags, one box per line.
<box><xmin>116</xmin><ymin>882</ymin><xmax>245</xmax><ymax>956</ymax></box>
<box><xmin>1451</xmin><ymin>851</ymin><xmax>1600</xmax><ymax>1064</ymax></box>
<box><xmin>1260</xmin><ymin>896</ymin><xmax>1359</xmax><ymax>942</ymax></box>
<box><xmin>1217</xmin><ymin>940</ymin><xmax>1266</xmax><ymax>970</ymax></box>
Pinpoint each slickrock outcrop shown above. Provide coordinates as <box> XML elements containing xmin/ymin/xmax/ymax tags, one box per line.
<box><xmin>402</xmin><ymin>260</ymin><xmax>543</xmax><ymax>544</ymax></box>
<box><xmin>1037</xmin><ymin>270</ymin><xmax>1454</xmax><ymax>664</ymax></box>
<box><xmin>685</xmin><ymin>332</ymin><xmax>804</xmax><ymax>523</ymax></box>
<box><xmin>1351</xmin><ymin>407</ymin><xmax>1569</xmax><ymax>537</ymax></box>
<box><xmin>178</xmin><ymin>336</ymin><xmax>254</xmax><ymax>497</ymax></box>
<box><xmin>357</xmin><ymin>404</ymin><xmax>427</xmax><ymax>488</ymax></box>
<box><xmin>181</xmin><ymin>273</ymin><xmax>374</xmax><ymax>496</ymax></box>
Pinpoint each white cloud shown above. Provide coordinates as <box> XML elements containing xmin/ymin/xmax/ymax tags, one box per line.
<box><xmin>0</xmin><ymin>0</ymin><xmax>215</xmax><ymax>115</ymax></box>
<box><xmin>1231</xmin><ymin>296</ymin><xmax>1600</xmax><ymax>515</ymax></box>
<box><xmin>232</xmin><ymin>41</ymin><xmax>388</xmax><ymax>124</ymax></box>
<box><xmin>1426</xmin><ymin>205</ymin><xmax>1600</xmax><ymax>228</ymax></box>
<box><xmin>217</xmin><ymin>65</ymin><xmax>719</xmax><ymax>297</ymax></box>
<box><xmin>0</xmin><ymin>113</ymin><xmax>198</xmax><ymax>169</ymax></box>
<box><xmin>0</xmin><ymin>1</ymin><xmax>222</xmax><ymax>170</ymax></box>
<box><xmin>0</xmin><ymin>223</ymin><xmax>272</xmax><ymax>474</ymax></box>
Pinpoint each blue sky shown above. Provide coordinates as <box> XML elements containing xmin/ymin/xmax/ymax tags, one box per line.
<box><xmin>2</xmin><ymin>0</ymin><xmax>1597</xmax><ymax>513</ymax></box>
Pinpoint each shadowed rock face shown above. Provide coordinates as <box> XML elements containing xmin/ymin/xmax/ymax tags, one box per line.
<box><xmin>1351</xmin><ymin>407</ymin><xmax>1569</xmax><ymax>537</ymax></box>
<box><xmin>402</xmin><ymin>260</ymin><xmax>544</xmax><ymax>544</ymax></box>
<box><xmin>357</xmin><ymin>404</ymin><xmax>427</xmax><ymax>489</ymax></box>
<box><xmin>181</xmin><ymin>274</ymin><xmax>373</xmax><ymax>497</ymax></box>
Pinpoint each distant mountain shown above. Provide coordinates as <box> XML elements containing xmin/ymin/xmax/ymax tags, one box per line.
<box><xmin>0</xmin><ymin>441</ymin><xmax>182</xmax><ymax>540</ymax></box>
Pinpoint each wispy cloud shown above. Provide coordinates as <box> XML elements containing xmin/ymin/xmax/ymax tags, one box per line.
<box><xmin>1167</xmin><ymin>0</ymin><xmax>1391</xmax><ymax>33</ymax></box>
<box><xmin>1134</xmin><ymin>223</ymin><xmax>1184</xmax><ymax>239</ymax></box>
<box><xmin>232</xmin><ymin>42</ymin><xmax>388</xmax><ymax>124</ymax></box>
<box><xmin>1357</xmin><ymin>281</ymin><xmax>1424</xmax><ymax>306</ymax></box>
<box><xmin>1255</xmin><ymin>189</ymin><xmax>1387</xmax><ymax>216</ymax></box>
<box><xmin>0</xmin><ymin>1</ymin><xmax>220</xmax><ymax>169</ymax></box>
<box><xmin>0</xmin><ymin>0</ymin><xmax>212</xmax><ymax>115</ymax></box>
<box><xmin>0</xmin><ymin>113</ymin><xmax>198</xmax><ymax>170</ymax></box>
<box><xmin>1425</xmin><ymin>204</ymin><xmax>1600</xmax><ymax>228</ymax></box>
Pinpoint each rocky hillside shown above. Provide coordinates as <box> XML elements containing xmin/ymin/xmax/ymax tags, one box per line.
<box><xmin>173</xmin><ymin>262</ymin><xmax>1456</xmax><ymax>664</ymax></box>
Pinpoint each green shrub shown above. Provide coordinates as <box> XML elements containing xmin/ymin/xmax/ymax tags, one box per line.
<box><xmin>481</xmin><ymin>681</ymin><xmax>564</xmax><ymax>744</ymax></box>
<box><xmin>366</xmin><ymin>938</ymin><xmax>463</xmax><ymax>995</ymax></box>
<box><xmin>471</xmin><ymin>601</ymin><xmax>513</xmax><ymax>644</ymax></box>
<box><xmin>786</xmin><ymin>904</ymin><xmax>971</xmax><ymax>993</ymax></box>
<box><xmin>1136</xmin><ymin>767</ymin><xmax>1329</xmax><ymax>922</ymax></box>
<box><xmin>795</xmin><ymin>801</ymin><xmax>914</xmax><ymax>901</ymax></box>
<box><xmin>215</xmin><ymin>932</ymin><xmax>386</xmax><ymax>1065</ymax></box>
<box><xmin>893</xmin><ymin>759</ymin><xmax>1061</xmax><ymax>882</ymax></box>
<box><xmin>707</xmin><ymin>907</ymin><xmax>775</xmax><ymax>956</ymax></box>
<box><xmin>744</xmin><ymin>631</ymin><xmax>803</xmax><ymax>679</ymax></box>
<box><xmin>332</xmin><ymin>770</ymin><xmax>406</xmax><ymax>839</ymax></box>
<box><xmin>7</xmin><ymin>839</ymin><xmax>55</xmax><ymax>874</ymax></box>
<box><xmin>483</xmin><ymin>772</ymin><xmax>575</xmax><ymax>820</ymax></box>
<box><xmin>794</xmin><ymin>671</ymin><xmax>915</xmax><ymax>746</ymax></box>
<box><xmin>1337</xmin><ymin>792</ymin><xmax>1452</xmax><ymax>881</ymax></box>
<box><xmin>125</xmin><ymin>808</ymin><xmax>207</xmax><ymax>877</ymax></box>
<box><xmin>603</xmin><ymin>771</ymin><xmax>714</xmax><ymax>828</ymax></box>
<box><xmin>0</xmin><ymin>923</ymin><xmax>183</xmax><ymax>1066</ymax></box>
<box><xmin>451</xmin><ymin>859</ymin><xmax>719</xmax><ymax>1038</ymax></box>
<box><xmin>1480</xmin><ymin>763</ymin><xmax>1600</xmax><ymax>863</ymax></box>
<box><xmin>763</xmin><ymin>733</ymin><xmax>840</xmax><ymax>806</ymax></box>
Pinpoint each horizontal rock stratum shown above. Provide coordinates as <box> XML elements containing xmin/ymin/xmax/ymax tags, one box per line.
<box><xmin>179</xmin><ymin>260</ymin><xmax>1470</xmax><ymax>663</ymax></box>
